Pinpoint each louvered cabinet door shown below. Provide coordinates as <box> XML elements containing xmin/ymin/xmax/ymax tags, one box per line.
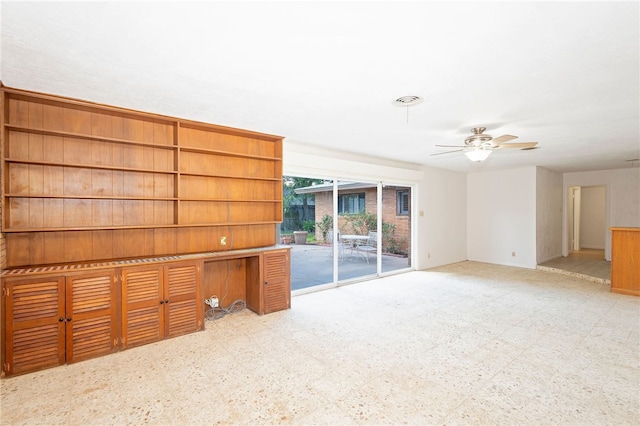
<box><xmin>65</xmin><ymin>271</ymin><xmax>118</xmax><ymax>363</ymax></box>
<box><xmin>164</xmin><ymin>261</ymin><xmax>202</xmax><ymax>338</ymax></box>
<box><xmin>4</xmin><ymin>277</ymin><xmax>66</xmax><ymax>376</ymax></box>
<box><xmin>121</xmin><ymin>266</ymin><xmax>164</xmax><ymax>348</ymax></box>
<box><xmin>262</xmin><ymin>250</ymin><xmax>291</xmax><ymax>314</ymax></box>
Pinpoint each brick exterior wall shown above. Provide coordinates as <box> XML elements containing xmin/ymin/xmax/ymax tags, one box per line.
<box><xmin>313</xmin><ymin>186</ymin><xmax>411</xmax><ymax>255</ymax></box>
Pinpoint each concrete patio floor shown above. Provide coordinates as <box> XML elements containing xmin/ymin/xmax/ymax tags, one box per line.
<box><xmin>288</xmin><ymin>243</ymin><xmax>411</xmax><ymax>290</ymax></box>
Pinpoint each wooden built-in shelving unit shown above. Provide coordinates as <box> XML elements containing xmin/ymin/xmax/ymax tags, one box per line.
<box><xmin>1</xmin><ymin>86</ymin><xmax>283</xmax><ymax>268</ymax></box>
<box><xmin>1</xmin><ymin>86</ymin><xmax>290</xmax><ymax>377</ymax></box>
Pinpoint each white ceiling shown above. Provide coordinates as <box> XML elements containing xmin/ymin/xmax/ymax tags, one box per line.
<box><xmin>2</xmin><ymin>1</ymin><xmax>638</xmax><ymax>174</ymax></box>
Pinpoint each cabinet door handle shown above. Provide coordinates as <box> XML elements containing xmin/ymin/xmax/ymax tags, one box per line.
<box><xmin>264</xmin><ymin>281</ymin><xmax>269</xmax><ymax>285</ymax></box>
<box><xmin>66</xmin><ymin>317</ymin><xmax>72</xmax><ymax>322</ymax></box>
<box><xmin>164</xmin><ymin>299</ymin><xmax>169</xmax><ymax>304</ymax></box>
<box><xmin>160</xmin><ymin>300</ymin><xmax>165</xmax><ymax>304</ymax></box>
<box><xmin>59</xmin><ymin>317</ymin><xmax>65</xmax><ymax>322</ymax></box>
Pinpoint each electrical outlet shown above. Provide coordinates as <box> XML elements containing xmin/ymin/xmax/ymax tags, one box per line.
<box><xmin>220</xmin><ymin>236</ymin><xmax>227</xmax><ymax>245</ymax></box>
<box><xmin>205</xmin><ymin>296</ymin><xmax>219</xmax><ymax>308</ymax></box>
<box><xmin>512</xmin><ymin>251</ymin><xmax>516</xmax><ymax>257</ymax></box>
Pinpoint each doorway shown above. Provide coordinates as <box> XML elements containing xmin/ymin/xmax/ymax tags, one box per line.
<box><xmin>567</xmin><ymin>185</ymin><xmax>606</xmax><ymax>259</ymax></box>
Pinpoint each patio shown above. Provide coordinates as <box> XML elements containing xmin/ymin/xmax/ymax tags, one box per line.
<box><xmin>288</xmin><ymin>243</ymin><xmax>410</xmax><ymax>290</ymax></box>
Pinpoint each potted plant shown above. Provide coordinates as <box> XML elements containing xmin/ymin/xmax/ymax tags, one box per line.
<box><xmin>293</xmin><ymin>230</ymin><xmax>307</xmax><ymax>245</ymax></box>
<box><xmin>280</xmin><ymin>234</ymin><xmax>292</xmax><ymax>245</ymax></box>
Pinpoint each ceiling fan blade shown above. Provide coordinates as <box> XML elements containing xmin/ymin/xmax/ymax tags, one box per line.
<box><xmin>431</xmin><ymin>149</ymin><xmax>464</xmax><ymax>156</ymax></box>
<box><xmin>435</xmin><ymin>144</ymin><xmax>467</xmax><ymax>148</ymax></box>
<box><xmin>492</xmin><ymin>134</ymin><xmax>518</xmax><ymax>144</ymax></box>
<box><xmin>494</xmin><ymin>142</ymin><xmax>538</xmax><ymax>149</ymax></box>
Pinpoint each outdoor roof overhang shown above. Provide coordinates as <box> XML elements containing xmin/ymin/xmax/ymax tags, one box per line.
<box><xmin>294</xmin><ymin>182</ymin><xmax>377</xmax><ymax>194</ymax></box>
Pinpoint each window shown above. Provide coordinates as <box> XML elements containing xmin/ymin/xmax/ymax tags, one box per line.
<box><xmin>397</xmin><ymin>190</ymin><xmax>409</xmax><ymax>215</ymax></box>
<box><xmin>338</xmin><ymin>193</ymin><xmax>365</xmax><ymax>214</ymax></box>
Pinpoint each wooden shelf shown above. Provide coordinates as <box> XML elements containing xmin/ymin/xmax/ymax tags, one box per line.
<box><xmin>5</xmin><ymin>194</ymin><xmax>178</xmax><ymax>201</ymax></box>
<box><xmin>178</xmin><ymin>171</ymin><xmax>281</xmax><ymax>181</ymax></box>
<box><xmin>179</xmin><ymin>198</ymin><xmax>281</xmax><ymax>202</ymax></box>
<box><xmin>2</xmin><ymin>221</ymin><xmax>280</xmax><ymax>233</ymax></box>
<box><xmin>5</xmin><ymin>158</ymin><xmax>179</xmax><ymax>175</ymax></box>
<box><xmin>179</xmin><ymin>145</ymin><xmax>280</xmax><ymax>161</ymax></box>
<box><xmin>5</xmin><ymin>124</ymin><xmax>178</xmax><ymax>150</ymax></box>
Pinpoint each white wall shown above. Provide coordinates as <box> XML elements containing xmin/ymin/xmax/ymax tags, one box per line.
<box><xmin>563</xmin><ymin>167</ymin><xmax>640</xmax><ymax>260</ymax></box>
<box><xmin>416</xmin><ymin>166</ymin><xmax>467</xmax><ymax>270</ymax></box>
<box><xmin>467</xmin><ymin>167</ymin><xmax>537</xmax><ymax>269</ymax></box>
<box><xmin>536</xmin><ymin>167</ymin><xmax>563</xmax><ymax>263</ymax></box>
<box><xmin>579</xmin><ymin>186</ymin><xmax>606</xmax><ymax>249</ymax></box>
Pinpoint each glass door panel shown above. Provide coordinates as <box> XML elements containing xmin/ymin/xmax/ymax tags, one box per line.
<box><xmin>381</xmin><ymin>184</ymin><xmax>412</xmax><ymax>274</ymax></box>
<box><xmin>336</xmin><ymin>180</ymin><xmax>378</xmax><ymax>282</ymax></box>
<box><xmin>283</xmin><ymin>176</ymin><xmax>335</xmax><ymax>291</ymax></box>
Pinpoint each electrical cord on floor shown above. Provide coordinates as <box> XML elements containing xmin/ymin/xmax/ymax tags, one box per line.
<box><xmin>205</xmin><ymin>299</ymin><xmax>246</xmax><ymax>320</ymax></box>
<box><xmin>204</xmin><ymin>253</ymin><xmax>245</xmax><ymax>320</ymax></box>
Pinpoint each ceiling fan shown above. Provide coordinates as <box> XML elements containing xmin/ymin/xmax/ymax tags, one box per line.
<box><xmin>432</xmin><ymin>127</ymin><xmax>538</xmax><ymax>162</ymax></box>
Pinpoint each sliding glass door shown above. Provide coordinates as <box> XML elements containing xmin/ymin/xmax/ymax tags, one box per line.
<box><xmin>282</xmin><ymin>175</ymin><xmax>413</xmax><ymax>292</ymax></box>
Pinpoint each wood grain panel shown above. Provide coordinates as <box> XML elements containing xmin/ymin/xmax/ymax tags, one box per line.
<box><xmin>43</xmin><ymin>232</ymin><xmax>65</xmax><ymax>264</ymax></box>
<box><xmin>92</xmin><ymin>230</ymin><xmax>114</xmax><ymax>261</ymax></box>
<box><xmin>122</xmin><ymin>266</ymin><xmax>163</xmax><ymax>348</ymax></box>
<box><xmin>262</xmin><ymin>251</ymin><xmax>290</xmax><ymax>314</ymax></box>
<box><xmin>180</xmin><ymin>151</ymin><xmax>275</xmax><ymax>179</ymax></box>
<box><xmin>66</xmin><ymin>271</ymin><xmax>117</xmax><ymax>362</ymax></box>
<box><xmin>610</xmin><ymin>228</ymin><xmax>640</xmax><ymax>296</ymax></box>
<box><xmin>64</xmin><ymin>231</ymin><xmax>93</xmax><ymax>262</ymax></box>
<box><xmin>202</xmin><ymin>259</ymin><xmax>246</xmax><ymax>310</ymax></box>
<box><xmin>63</xmin><ymin>107</ymin><xmax>91</xmax><ymax>135</ymax></box>
<box><xmin>179</xmin><ymin>176</ymin><xmax>277</xmax><ymax>200</ymax></box>
<box><xmin>179</xmin><ymin>126</ymin><xmax>276</xmax><ymax>157</ymax></box>
<box><xmin>28</xmin><ymin>102</ymin><xmax>44</xmax><ymax>161</ymax></box>
<box><xmin>91</xmin><ymin>111</ymin><xmax>113</xmax><ymax>140</ymax></box>
<box><xmin>4</xmin><ymin>276</ymin><xmax>65</xmax><ymax>375</ymax></box>
<box><xmin>8</xmin><ymin>97</ymin><xmax>29</xmax><ymax>126</ymax></box>
<box><xmin>166</xmin><ymin>300</ymin><xmax>197</xmax><ymax>335</ymax></box>
<box><xmin>6</xmin><ymin>233</ymin><xmax>30</xmax><ymax>266</ymax></box>
<box><xmin>153</xmin><ymin>228</ymin><xmax>177</xmax><ymax>256</ymax></box>
<box><xmin>43</xmin><ymin>165</ymin><xmax>64</xmax><ymax>195</ymax></box>
<box><xmin>42</xmin><ymin>102</ymin><xmax>64</xmax><ymax>132</ymax></box>
<box><xmin>7</xmin><ymin>129</ymin><xmax>29</xmax><ymax>159</ymax></box>
<box><xmin>165</xmin><ymin>262</ymin><xmax>201</xmax><ymax>337</ymax></box>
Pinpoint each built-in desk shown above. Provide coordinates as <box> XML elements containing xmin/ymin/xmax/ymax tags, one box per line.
<box><xmin>610</xmin><ymin>227</ymin><xmax>640</xmax><ymax>296</ymax></box>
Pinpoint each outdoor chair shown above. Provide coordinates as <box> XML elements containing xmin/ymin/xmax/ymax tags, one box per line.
<box><xmin>327</xmin><ymin>230</ymin><xmax>347</xmax><ymax>262</ymax></box>
<box><xmin>356</xmin><ymin>231</ymin><xmax>378</xmax><ymax>263</ymax></box>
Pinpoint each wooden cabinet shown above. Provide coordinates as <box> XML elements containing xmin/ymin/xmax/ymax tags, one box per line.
<box><xmin>2</xmin><ymin>248</ymin><xmax>287</xmax><ymax>376</ymax></box>
<box><xmin>122</xmin><ymin>261</ymin><xmax>202</xmax><ymax>348</ymax></box>
<box><xmin>247</xmin><ymin>249</ymin><xmax>291</xmax><ymax>315</ymax></box>
<box><xmin>610</xmin><ymin>227</ymin><xmax>640</xmax><ymax>296</ymax></box>
<box><xmin>3</xmin><ymin>270</ymin><xmax>117</xmax><ymax>376</ymax></box>
<box><xmin>1</xmin><ymin>86</ymin><xmax>283</xmax><ymax>268</ymax></box>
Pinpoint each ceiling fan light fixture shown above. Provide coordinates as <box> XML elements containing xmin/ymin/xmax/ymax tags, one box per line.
<box><xmin>465</xmin><ymin>148</ymin><xmax>492</xmax><ymax>162</ymax></box>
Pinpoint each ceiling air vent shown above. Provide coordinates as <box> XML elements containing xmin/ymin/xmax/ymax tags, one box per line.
<box><xmin>393</xmin><ymin>96</ymin><xmax>423</xmax><ymax>107</ymax></box>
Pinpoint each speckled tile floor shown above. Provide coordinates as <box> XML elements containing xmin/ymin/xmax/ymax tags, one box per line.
<box><xmin>1</xmin><ymin>261</ymin><xmax>638</xmax><ymax>425</ymax></box>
